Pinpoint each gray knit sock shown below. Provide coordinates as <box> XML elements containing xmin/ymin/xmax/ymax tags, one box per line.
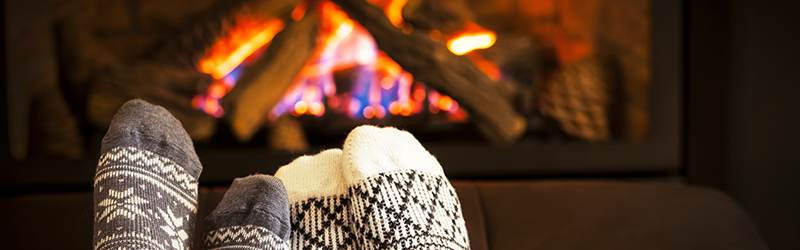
<box><xmin>203</xmin><ymin>175</ymin><xmax>291</xmax><ymax>250</ymax></box>
<box><xmin>93</xmin><ymin>99</ymin><xmax>203</xmax><ymax>250</ymax></box>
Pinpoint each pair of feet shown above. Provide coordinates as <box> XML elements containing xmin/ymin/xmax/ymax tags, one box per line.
<box><xmin>93</xmin><ymin>100</ymin><xmax>470</xmax><ymax>250</ymax></box>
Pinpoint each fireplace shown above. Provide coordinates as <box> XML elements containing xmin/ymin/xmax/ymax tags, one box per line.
<box><xmin>3</xmin><ymin>0</ymin><xmax>682</xmax><ymax>184</ymax></box>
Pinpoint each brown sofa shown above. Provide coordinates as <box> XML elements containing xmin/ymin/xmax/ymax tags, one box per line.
<box><xmin>2</xmin><ymin>180</ymin><xmax>767</xmax><ymax>249</ymax></box>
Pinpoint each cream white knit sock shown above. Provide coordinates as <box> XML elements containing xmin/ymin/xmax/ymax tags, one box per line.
<box><xmin>342</xmin><ymin>125</ymin><xmax>470</xmax><ymax>250</ymax></box>
<box><xmin>274</xmin><ymin>149</ymin><xmax>357</xmax><ymax>250</ymax></box>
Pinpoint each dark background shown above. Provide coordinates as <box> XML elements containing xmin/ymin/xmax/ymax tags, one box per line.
<box><xmin>686</xmin><ymin>0</ymin><xmax>800</xmax><ymax>249</ymax></box>
<box><xmin>3</xmin><ymin>0</ymin><xmax>800</xmax><ymax>249</ymax></box>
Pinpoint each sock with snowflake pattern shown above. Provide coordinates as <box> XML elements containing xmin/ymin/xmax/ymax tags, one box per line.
<box><xmin>93</xmin><ymin>99</ymin><xmax>202</xmax><ymax>250</ymax></box>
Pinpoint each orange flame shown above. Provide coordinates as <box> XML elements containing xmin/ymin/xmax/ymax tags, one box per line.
<box><xmin>469</xmin><ymin>53</ymin><xmax>502</xmax><ymax>81</ymax></box>
<box><xmin>195</xmin><ymin>0</ymin><xmax>470</xmax><ymax>123</ymax></box>
<box><xmin>447</xmin><ymin>32</ymin><xmax>496</xmax><ymax>55</ymax></box>
<box><xmin>446</xmin><ymin>22</ymin><xmax>497</xmax><ymax>55</ymax></box>
<box><xmin>367</xmin><ymin>0</ymin><xmax>408</xmax><ymax>27</ymax></box>
<box><xmin>292</xmin><ymin>1</ymin><xmax>308</xmax><ymax>21</ymax></box>
<box><xmin>199</xmin><ymin>19</ymin><xmax>285</xmax><ymax>79</ymax></box>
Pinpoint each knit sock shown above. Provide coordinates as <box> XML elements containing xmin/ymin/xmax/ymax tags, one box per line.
<box><xmin>342</xmin><ymin>125</ymin><xmax>470</xmax><ymax>250</ymax></box>
<box><xmin>274</xmin><ymin>149</ymin><xmax>357</xmax><ymax>250</ymax></box>
<box><xmin>203</xmin><ymin>174</ymin><xmax>291</xmax><ymax>250</ymax></box>
<box><xmin>93</xmin><ymin>99</ymin><xmax>203</xmax><ymax>250</ymax></box>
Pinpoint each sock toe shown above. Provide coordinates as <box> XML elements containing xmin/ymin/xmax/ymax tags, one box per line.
<box><xmin>275</xmin><ymin>149</ymin><xmax>347</xmax><ymax>203</ymax></box>
<box><xmin>205</xmin><ymin>175</ymin><xmax>290</xmax><ymax>239</ymax></box>
<box><xmin>204</xmin><ymin>175</ymin><xmax>291</xmax><ymax>249</ymax></box>
<box><xmin>342</xmin><ymin>125</ymin><xmax>443</xmax><ymax>183</ymax></box>
<box><xmin>102</xmin><ymin>99</ymin><xmax>201</xmax><ymax>178</ymax></box>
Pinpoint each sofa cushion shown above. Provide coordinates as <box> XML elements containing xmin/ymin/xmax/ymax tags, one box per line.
<box><xmin>471</xmin><ymin>180</ymin><xmax>768</xmax><ymax>250</ymax></box>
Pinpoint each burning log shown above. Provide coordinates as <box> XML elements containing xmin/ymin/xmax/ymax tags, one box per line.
<box><xmin>402</xmin><ymin>0</ymin><xmax>475</xmax><ymax>34</ymax></box>
<box><xmin>330</xmin><ymin>0</ymin><xmax>526</xmax><ymax>144</ymax></box>
<box><xmin>154</xmin><ymin>0</ymin><xmax>302</xmax><ymax>70</ymax></box>
<box><xmin>221</xmin><ymin>11</ymin><xmax>320</xmax><ymax>142</ymax></box>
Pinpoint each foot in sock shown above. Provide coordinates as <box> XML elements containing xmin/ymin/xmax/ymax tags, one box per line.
<box><xmin>275</xmin><ymin>149</ymin><xmax>357</xmax><ymax>250</ymax></box>
<box><xmin>342</xmin><ymin>125</ymin><xmax>470</xmax><ymax>250</ymax></box>
<box><xmin>204</xmin><ymin>175</ymin><xmax>291</xmax><ymax>250</ymax></box>
<box><xmin>93</xmin><ymin>99</ymin><xmax>202</xmax><ymax>250</ymax></box>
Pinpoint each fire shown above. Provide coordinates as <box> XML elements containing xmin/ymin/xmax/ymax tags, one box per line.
<box><xmin>268</xmin><ymin>1</ymin><xmax>464</xmax><ymax>121</ymax></box>
<box><xmin>291</xmin><ymin>1</ymin><xmax>308</xmax><ymax>21</ymax></box>
<box><xmin>194</xmin><ymin>17</ymin><xmax>285</xmax><ymax>117</ymax></box>
<box><xmin>441</xmin><ymin>22</ymin><xmax>502</xmax><ymax>81</ymax></box>
<box><xmin>447</xmin><ymin>31</ymin><xmax>496</xmax><ymax>55</ymax></box>
<box><xmin>367</xmin><ymin>0</ymin><xmax>408</xmax><ymax>27</ymax></box>
<box><xmin>195</xmin><ymin>0</ymin><xmax>470</xmax><ymax>123</ymax></box>
<box><xmin>470</xmin><ymin>53</ymin><xmax>502</xmax><ymax>81</ymax></box>
<box><xmin>200</xmin><ymin>19</ymin><xmax>285</xmax><ymax>79</ymax></box>
<box><xmin>445</xmin><ymin>22</ymin><xmax>497</xmax><ymax>56</ymax></box>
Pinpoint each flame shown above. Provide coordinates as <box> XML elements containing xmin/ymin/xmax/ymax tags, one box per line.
<box><xmin>446</xmin><ymin>22</ymin><xmax>497</xmax><ymax>56</ymax></box>
<box><xmin>268</xmin><ymin>1</ymin><xmax>464</xmax><ymax>121</ymax></box>
<box><xmin>195</xmin><ymin>0</ymin><xmax>469</xmax><ymax>123</ymax></box>
<box><xmin>194</xmin><ymin>18</ymin><xmax>285</xmax><ymax>117</ymax></box>
<box><xmin>200</xmin><ymin>19</ymin><xmax>285</xmax><ymax>79</ymax></box>
<box><xmin>447</xmin><ymin>32</ymin><xmax>496</xmax><ymax>55</ymax></box>
<box><xmin>469</xmin><ymin>53</ymin><xmax>502</xmax><ymax>81</ymax></box>
<box><xmin>367</xmin><ymin>0</ymin><xmax>408</xmax><ymax>27</ymax></box>
<box><xmin>292</xmin><ymin>1</ymin><xmax>308</xmax><ymax>21</ymax></box>
<box><xmin>445</xmin><ymin>22</ymin><xmax>502</xmax><ymax>81</ymax></box>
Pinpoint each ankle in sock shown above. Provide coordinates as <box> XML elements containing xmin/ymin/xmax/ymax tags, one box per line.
<box><xmin>342</xmin><ymin>125</ymin><xmax>470</xmax><ymax>250</ymax></box>
<box><xmin>204</xmin><ymin>174</ymin><xmax>291</xmax><ymax>250</ymax></box>
<box><xmin>93</xmin><ymin>99</ymin><xmax>202</xmax><ymax>250</ymax></box>
<box><xmin>274</xmin><ymin>149</ymin><xmax>357</xmax><ymax>250</ymax></box>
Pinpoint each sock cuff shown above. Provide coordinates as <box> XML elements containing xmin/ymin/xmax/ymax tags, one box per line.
<box><xmin>274</xmin><ymin>149</ymin><xmax>348</xmax><ymax>203</ymax></box>
<box><xmin>342</xmin><ymin>125</ymin><xmax>444</xmax><ymax>184</ymax></box>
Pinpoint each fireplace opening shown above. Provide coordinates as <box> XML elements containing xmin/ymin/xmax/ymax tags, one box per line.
<box><xmin>180</xmin><ymin>0</ymin><xmax>650</xmax><ymax>150</ymax></box>
<box><xmin>7</xmin><ymin>0</ymin><xmax>660</xmax><ymax>175</ymax></box>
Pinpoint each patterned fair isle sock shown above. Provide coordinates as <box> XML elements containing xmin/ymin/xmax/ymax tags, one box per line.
<box><xmin>274</xmin><ymin>149</ymin><xmax>357</xmax><ymax>250</ymax></box>
<box><xmin>93</xmin><ymin>99</ymin><xmax>202</xmax><ymax>250</ymax></box>
<box><xmin>342</xmin><ymin>125</ymin><xmax>471</xmax><ymax>250</ymax></box>
<box><xmin>203</xmin><ymin>174</ymin><xmax>291</xmax><ymax>250</ymax></box>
